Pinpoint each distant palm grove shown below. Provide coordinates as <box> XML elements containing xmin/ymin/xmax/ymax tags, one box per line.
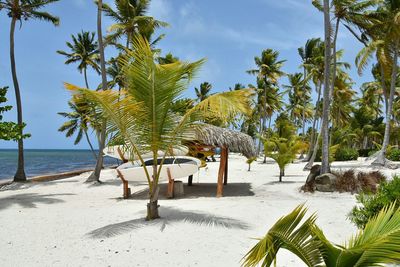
<box><xmin>1</xmin><ymin>0</ymin><xmax>400</xmax><ymax>184</ymax></box>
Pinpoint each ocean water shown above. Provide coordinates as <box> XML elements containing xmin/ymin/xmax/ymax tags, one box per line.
<box><xmin>0</xmin><ymin>149</ymin><xmax>119</xmax><ymax>180</ymax></box>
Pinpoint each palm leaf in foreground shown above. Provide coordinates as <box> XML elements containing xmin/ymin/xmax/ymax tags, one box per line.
<box><xmin>242</xmin><ymin>203</ymin><xmax>400</xmax><ymax>267</ymax></box>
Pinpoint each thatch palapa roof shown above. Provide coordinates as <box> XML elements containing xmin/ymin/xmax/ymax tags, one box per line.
<box><xmin>191</xmin><ymin>124</ymin><xmax>256</xmax><ymax>159</ymax></box>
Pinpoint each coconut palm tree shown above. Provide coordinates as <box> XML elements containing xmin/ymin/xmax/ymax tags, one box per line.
<box><xmin>0</xmin><ymin>0</ymin><xmax>60</xmax><ymax>182</ymax></box>
<box><xmin>319</xmin><ymin>0</ymin><xmax>333</xmax><ymax>174</ymax></box>
<box><xmin>66</xmin><ymin>36</ymin><xmax>253</xmax><ymax>220</ymax></box>
<box><xmin>57</xmin><ymin>31</ymin><xmax>100</xmax><ymax>89</ymax></box>
<box><xmin>356</xmin><ymin>0</ymin><xmax>400</xmax><ymax>166</ymax></box>
<box><xmin>195</xmin><ymin>82</ymin><xmax>212</xmax><ymax>102</ymax></box>
<box><xmin>99</xmin><ymin>0</ymin><xmax>168</xmax><ymax>49</ymax></box>
<box><xmin>285</xmin><ymin>73</ymin><xmax>312</xmax><ymax>131</ymax></box>
<box><xmin>243</xmin><ymin>203</ymin><xmax>400</xmax><ymax>267</ymax></box>
<box><xmin>86</xmin><ymin>0</ymin><xmax>109</xmax><ymax>183</ymax></box>
<box><xmin>58</xmin><ymin>99</ymin><xmax>98</xmax><ymax>160</ymax></box>
<box><xmin>247</xmin><ymin>49</ymin><xmax>286</xmax><ymax>143</ymax></box>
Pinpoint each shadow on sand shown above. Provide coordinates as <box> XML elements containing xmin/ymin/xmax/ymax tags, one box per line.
<box><xmin>87</xmin><ymin>206</ymin><xmax>250</xmax><ymax>239</ymax></box>
<box><xmin>0</xmin><ymin>193</ymin><xmax>74</xmax><ymax>211</ymax></box>
<box><xmin>126</xmin><ymin>182</ymin><xmax>255</xmax><ymax>200</ymax></box>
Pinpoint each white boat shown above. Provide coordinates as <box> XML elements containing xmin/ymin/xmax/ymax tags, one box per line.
<box><xmin>103</xmin><ymin>145</ymin><xmax>189</xmax><ymax>162</ymax></box>
<box><xmin>116</xmin><ymin>156</ymin><xmax>201</xmax><ymax>182</ymax></box>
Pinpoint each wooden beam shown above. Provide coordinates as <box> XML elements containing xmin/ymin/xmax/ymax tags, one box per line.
<box><xmin>117</xmin><ymin>147</ymin><xmax>128</xmax><ymax>163</ymax></box>
<box><xmin>217</xmin><ymin>146</ymin><xmax>227</xmax><ymax>197</ymax></box>
<box><xmin>116</xmin><ymin>169</ymin><xmax>131</xmax><ymax>199</ymax></box>
<box><xmin>166</xmin><ymin>168</ymin><xmax>174</xmax><ymax>199</ymax></box>
<box><xmin>224</xmin><ymin>147</ymin><xmax>229</xmax><ymax>185</ymax></box>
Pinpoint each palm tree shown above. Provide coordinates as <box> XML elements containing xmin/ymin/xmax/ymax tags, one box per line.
<box><xmin>0</xmin><ymin>0</ymin><xmax>60</xmax><ymax>182</ymax></box>
<box><xmin>99</xmin><ymin>0</ymin><xmax>168</xmax><ymax>49</ymax></box>
<box><xmin>57</xmin><ymin>31</ymin><xmax>100</xmax><ymax>89</ymax></box>
<box><xmin>86</xmin><ymin>0</ymin><xmax>109</xmax><ymax>183</ymax></box>
<box><xmin>298</xmin><ymin>38</ymin><xmax>321</xmax><ymax>137</ymax></box>
<box><xmin>285</xmin><ymin>73</ymin><xmax>312</xmax><ymax>131</ymax></box>
<box><xmin>58</xmin><ymin>99</ymin><xmax>98</xmax><ymax>160</ymax></box>
<box><xmin>264</xmin><ymin>137</ymin><xmax>306</xmax><ymax>182</ymax></box>
<box><xmin>66</xmin><ymin>36</ymin><xmax>253</xmax><ymax>220</ymax></box>
<box><xmin>195</xmin><ymin>82</ymin><xmax>212</xmax><ymax>102</ymax></box>
<box><xmin>356</xmin><ymin>0</ymin><xmax>400</xmax><ymax>166</ymax></box>
<box><xmin>243</xmin><ymin>203</ymin><xmax>400</xmax><ymax>267</ymax></box>
<box><xmin>247</xmin><ymin>49</ymin><xmax>286</xmax><ymax>140</ymax></box>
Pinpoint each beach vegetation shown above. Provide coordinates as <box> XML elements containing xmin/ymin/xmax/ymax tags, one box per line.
<box><xmin>243</xmin><ymin>203</ymin><xmax>400</xmax><ymax>267</ymax></box>
<box><xmin>0</xmin><ymin>86</ymin><xmax>30</xmax><ymax>141</ymax></box>
<box><xmin>66</xmin><ymin>36</ymin><xmax>253</xmax><ymax>220</ymax></box>
<box><xmin>350</xmin><ymin>175</ymin><xmax>400</xmax><ymax>229</ymax></box>
<box><xmin>0</xmin><ymin>0</ymin><xmax>60</xmax><ymax>182</ymax></box>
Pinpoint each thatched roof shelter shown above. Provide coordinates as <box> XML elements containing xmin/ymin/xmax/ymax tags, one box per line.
<box><xmin>192</xmin><ymin>124</ymin><xmax>256</xmax><ymax>159</ymax></box>
<box><xmin>187</xmin><ymin>124</ymin><xmax>256</xmax><ymax>197</ymax></box>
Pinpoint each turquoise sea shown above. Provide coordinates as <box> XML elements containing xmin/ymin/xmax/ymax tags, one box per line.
<box><xmin>0</xmin><ymin>149</ymin><xmax>119</xmax><ymax>180</ymax></box>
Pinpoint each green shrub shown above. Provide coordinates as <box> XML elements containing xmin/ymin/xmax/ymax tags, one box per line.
<box><xmin>335</xmin><ymin>147</ymin><xmax>359</xmax><ymax>161</ymax></box>
<box><xmin>387</xmin><ymin>148</ymin><xmax>400</xmax><ymax>161</ymax></box>
<box><xmin>367</xmin><ymin>150</ymin><xmax>378</xmax><ymax>157</ymax></box>
<box><xmin>349</xmin><ymin>176</ymin><xmax>400</xmax><ymax>229</ymax></box>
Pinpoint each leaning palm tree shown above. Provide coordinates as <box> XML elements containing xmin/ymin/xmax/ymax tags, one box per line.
<box><xmin>58</xmin><ymin>99</ymin><xmax>98</xmax><ymax>160</ymax></box>
<box><xmin>243</xmin><ymin>203</ymin><xmax>400</xmax><ymax>267</ymax></box>
<box><xmin>0</xmin><ymin>0</ymin><xmax>60</xmax><ymax>182</ymax></box>
<box><xmin>66</xmin><ymin>36</ymin><xmax>253</xmax><ymax>220</ymax></box>
<box><xmin>57</xmin><ymin>31</ymin><xmax>100</xmax><ymax>89</ymax></box>
<box><xmin>99</xmin><ymin>0</ymin><xmax>168</xmax><ymax>48</ymax></box>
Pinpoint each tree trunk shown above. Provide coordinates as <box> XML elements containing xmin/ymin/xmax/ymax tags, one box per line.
<box><xmin>279</xmin><ymin>168</ymin><xmax>284</xmax><ymax>182</ymax></box>
<box><xmin>320</xmin><ymin>0</ymin><xmax>332</xmax><ymax>175</ymax></box>
<box><xmin>83</xmin><ymin>68</ymin><xmax>90</xmax><ymax>89</ymax></box>
<box><xmin>304</xmin><ymin>132</ymin><xmax>320</xmax><ymax>170</ymax></box>
<box><xmin>10</xmin><ymin>17</ymin><xmax>26</xmax><ymax>182</ymax></box>
<box><xmin>304</xmin><ymin>81</ymin><xmax>322</xmax><ymax>161</ymax></box>
<box><xmin>84</xmin><ymin>130</ymin><xmax>98</xmax><ymax>160</ymax></box>
<box><xmin>257</xmin><ymin>116</ymin><xmax>264</xmax><ymax>155</ymax></box>
<box><xmin>302</xmin><ymin>66</ymin><xmax>307</xmax><ymax>137</ymax></box>
<box><xmin>373</xmin><ymin>40</ymin><xmax>399</xmax><ymax>166</ymax></box>
<box><xmin>147</xmin><ymin>181</ymin><xmax>160</xmax><ymax>220</ymax></box>
<box><xmin>86</xmin><ymin>0</ymin><xmax>108</xmax><ymax>182</ymax></box>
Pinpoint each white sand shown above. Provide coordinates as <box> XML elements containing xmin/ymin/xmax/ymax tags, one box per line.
<box><xmin>0</xmin><ymin>155</ymin><xmax>398</xmax><ymax>267</ymax></box>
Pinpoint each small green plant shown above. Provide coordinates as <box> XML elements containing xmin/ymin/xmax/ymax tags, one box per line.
<box><xmin>246</xmin><ymin>157</ymin><xmax>257</xmax><ymax>171</ymax></box>
<box><xmin>264</xmin><ymin>137</ymin><xmax>306</xmax><ymax>182</ymax></box>
<box><xmin>387</xmin><ymin>149</ymin><xmax>400</xmax><ymax>161</ymax></box>
<box><xmin>349</xmin><ymin>176</ymin><xmax>400</xmax><ymax>229</ymax></box>
<box><xmin>335</xmin><ymin>147</ymin><xmax>359</xmax><ymax>161</ymax></box>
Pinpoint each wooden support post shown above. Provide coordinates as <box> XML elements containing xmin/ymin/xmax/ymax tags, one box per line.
<box><xmin>188</xmin><ymin>175</ymin><xmax>193</xmax><ymax>186</ymax></box>
<box><xmin>217</xmin><ymin>146</ymin><xmax>227</xmax><ymax>197</ymax></box>
<box><xmin>166</xmin><ymin>168</ymin><xmax>174</xmax><ymax>199</ymax></box>
<box><xmin>116</xmin><ymin>169</ymin><xmax>131</xmax><ymax>199</ymax></box>
<box><xmin>224</xmin><ymin>147</ymin><xmax>229</xmax><ymax>185</ymax></box>
<box><xmin>117</xmin><ymin>147</ymin><xmax>128</xmax><ymax>163</ymax></box>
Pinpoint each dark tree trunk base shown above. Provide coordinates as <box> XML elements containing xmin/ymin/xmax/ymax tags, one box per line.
<box><xmin>146</xmin><ymin>201</ymin><xmax>160</xmax><ymax>221</ymax></box>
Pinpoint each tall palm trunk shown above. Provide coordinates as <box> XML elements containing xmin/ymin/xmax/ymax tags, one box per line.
<box><xmin>302</xmin><ymin>67</ymin><xmax>307</xmax><ymax>137</ymax></box>
<box><xmin>305</xmin><ymin>81</ymin><xmax>322</xmax><ymax>162</ymax></box>
<box><xmin>86</xmin><ymin>0</ymin><xmax>108</xmax><ymax>182</ymax></box>
<box><xmin>10</xmin><ymin>16</ymin><xmax>26</xmax><ymax>182</ymax></box>
<box><xmin>320</xmin><ymin>0</ymin><xmax>332</xmax><ymax>174</ymax></box>
<box><xmin>84</xmin><ymin>130</ymin><xmax>97</xmax><ymax>160</ymax></box>
<box><xmin>83</xmin><ymin>68</ymin><xmax>90</xmax><ymax>89</ymax></box>
<box><xmin>373</xmin><ymin>40</ymin><xmax>399</xmax><ymax>166</ymax></box>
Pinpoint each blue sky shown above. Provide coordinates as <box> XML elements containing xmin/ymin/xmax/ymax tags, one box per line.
<box><xmin>0</xmin><ymin>0</ymin><xmax>372</xmax><ymax>149</ymax></box>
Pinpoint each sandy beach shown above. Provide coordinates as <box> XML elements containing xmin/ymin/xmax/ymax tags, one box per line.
<box><xmin>0</xmin><ymin>154</ymin><xmax>398</xmax><ymax>267</ymax></box>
